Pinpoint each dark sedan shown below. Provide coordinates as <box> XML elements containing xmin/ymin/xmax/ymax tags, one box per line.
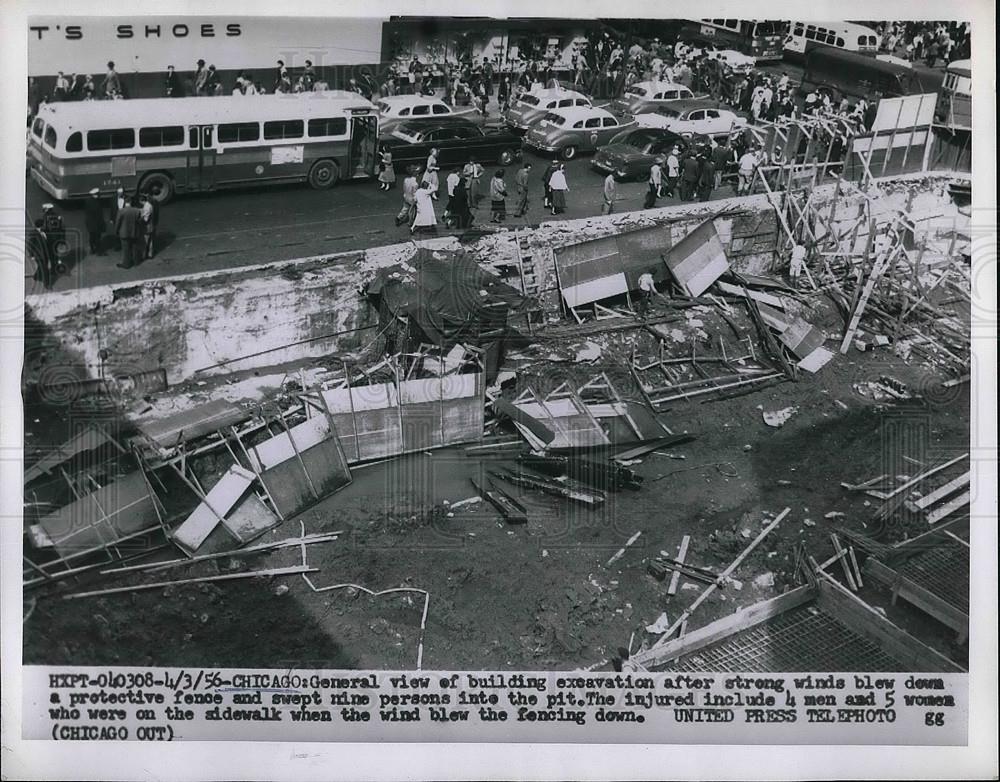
<box><xmin>590</xmin><ymin>128</ymin><xmax>706</xmax><ymax>180</ymax></box>
<box><xmin>380</xmin><ymin>120</ymin><xmax>524</xmax><ymax>172</ymax></box>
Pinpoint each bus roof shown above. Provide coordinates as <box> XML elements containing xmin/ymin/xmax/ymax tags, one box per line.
<box><xmin>805</xmin><ymin>46</ymin><xmax>914</xmax><ymax>75</ymax></box>
<box><xmin>946</xmin><ymin>59</ymin><xmax>971</xmax><ymax>77</ymax></box>
<box><xmin>36</xmin><ymin>91</ymin><xmax>376</xmax><ymax>132</ymax></box>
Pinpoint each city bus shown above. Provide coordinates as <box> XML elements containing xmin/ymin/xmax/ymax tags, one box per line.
<box><xmin>783</xmin><ymin>21</ymin><xmax>880</xmax><ymax>62</ymax></box>
<box><xmin>934</xmin><ymin>59</ymin><xmax>971</xmax><ymax>130</ymax></box>
<box><xmin>27</xmin><ymin>92</ymin><xmax>380</xmax><ymax>204</ymax></box>
<box><xmin>800</xmin><ymin>48</ymin><xmax>945</xmax><ymax>103</ymax></box>
<box><xmin>679</xmin><ymin>20</ymin><xmax>788</xmax><ymax>62</ymax></box>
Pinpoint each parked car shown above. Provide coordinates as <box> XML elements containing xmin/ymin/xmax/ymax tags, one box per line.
<box><xmin>523</xmin><ymin>106</ymin><xmax>635</xmax><ymax>160</ymax></box>
<box><xmin>608</xmin><ymin>81</ymin><xmax>698</xmax><ymax>117</ymax></box>
<box><xmin>683</xmin><ymin>42</ymin><xmax>757</xmax><ymax>73</ymax></box>
<box><xmin>376</xmin><ymin>95</ymin><xmax>475</xmax><ymax>136</ymax></box>
<box><xmin>634</xmin><ymin>99</ymin><xmax>747</xmax><ymax>137</ymax></box>
<box><xmin>503</xmin><ymin>88</ymin><xmax>592</xmax><ymax>133</ymax></box>
<box><xmin>590</xmin><ymin>128</ymin><xmax>707</xmax><ymax>180</ymax></box>
<box><xmin>380</xmin><ymin>119</ymin><xmax>523</xmax><ymax>171</ymax></box>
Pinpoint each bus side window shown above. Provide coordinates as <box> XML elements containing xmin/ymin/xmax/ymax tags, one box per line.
<box><xmin>794</xmin><ymin>23</ymin><xmax>804</xmax><ymax>35</ymax></box>
<box><xmin>203</xmin><ymin>127</ymin><xmax>213</xmax><ymax>147</ymax></box>
<box><xmin>836</xmin><ymin>37</ymin><xmax>845</xmax><ymax>47</ymax></box>
<box><xmin>307</xmin><ymin>117</ymin><xmax>348</xmax><ymax>137</ymax></box>
<box><xmin>189</xmin><ymin>127</ymin><xmax>199</xmax><ymax>148</ymax></box>
<box><xmin>66</xmin><ymin>132</ymin><xmax>82</xmax><ymax>152</ymax></box>
<box><xmin>86</xmin><ymin>129</ymin><xmax>135</xmax><ymax>151</ymax></box>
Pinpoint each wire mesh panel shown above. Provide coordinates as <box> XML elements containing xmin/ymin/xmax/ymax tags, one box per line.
<box><xmin>661</xmin><ymin>605</ymin><xmax>907</xmax><ymax>672</ymax></box>
<box><xmin>897</xmin><ymin>541</ymin><xmax>970</xmax><ymax>614</ymax></box>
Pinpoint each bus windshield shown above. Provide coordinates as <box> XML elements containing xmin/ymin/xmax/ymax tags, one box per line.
<box><xmin>753</xmin><ymin>21</ymin><xmax>784</xmax><ymax>36</ymax></box>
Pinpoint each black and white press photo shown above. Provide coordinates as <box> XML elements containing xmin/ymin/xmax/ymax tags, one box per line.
<box><xmin>1</xmin><ymin>1</ymin><xmax>996</xmax><ymax>779</ymax></box>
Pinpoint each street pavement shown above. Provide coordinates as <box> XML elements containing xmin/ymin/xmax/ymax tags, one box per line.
<box><xmin>24</xmin><ymin>146</ymin><xmax>746</xmax><ymax>294</ymax></box>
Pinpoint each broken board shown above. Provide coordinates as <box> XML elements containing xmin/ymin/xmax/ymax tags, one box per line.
<box><xmin>172</xmin><ymin>464</ymin><xmax>257</xmax><ymax>555</ymax></box>
<box><xmin>663</xmin><ymin>219</ymin><xmax>729</xmax><ymax>297</ymax></box>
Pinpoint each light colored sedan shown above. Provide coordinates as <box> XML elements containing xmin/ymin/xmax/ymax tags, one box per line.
<box><xmin>608</xmin><ymin>81</ymin><xmax>698</xmax><ymax>117</ymax></box>
<box><xmin>503</xmin><ymin>88</ymin><xmax>592</xmax><ymax>133</ymax></box>
<box><xmin>634</xmin><ymin>100</ymin><xmax>747</xmax><ymax>137</ymax></box>
<box><xmin>523</xmin><ymin>106</ymin><xmax>635</xmax><ymax>160</ymax></box>
<box><xmin>376</xmin><ymin>95</ymin><xmax>475</xmax><ymax>135</ymax></box>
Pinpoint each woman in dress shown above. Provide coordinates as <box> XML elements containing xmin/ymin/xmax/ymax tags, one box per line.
<box><xmin>489</xmin><ymin>169</ymin><xmax>507</xmax><ymax>223</ymax></box>
<box><xmin>422</xmin><ymin>148</ymin><xmax>440</xmax><ymax>200</ymax></box>
<box><xmin>411</xmin><ymin>181</ymin><xmax>438</xmax><ymax>235</ymax></box>
<box><xmin>378</xmin><ymin>147</ymin><xmax>396</xmax><ymax>191</ymax></box>
<box><xmin>549</xmin><ymin>164</ymin><xmax>568</xmax><ymax>215</ymax></box>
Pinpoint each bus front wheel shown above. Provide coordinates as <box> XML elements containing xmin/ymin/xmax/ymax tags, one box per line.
<box><xmin>141</xmin><ymin>173</ymin><xmax>174</xmax><ymax>205</ymax></box>
<box><xmin>309</xmin><ymin>159</ymin><xmax>340</xmax><ymax>190</ymax></box>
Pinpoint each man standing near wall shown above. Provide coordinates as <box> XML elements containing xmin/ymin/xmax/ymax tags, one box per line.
<box><xmin>602</xmin><ymin>172</ymin><xmax>617</xmax><ymax>215</ymax></box>
<box><xmin>514</xmin><ymin>162</ymin><xmax>532</xmax><ymax>217</ymax></box>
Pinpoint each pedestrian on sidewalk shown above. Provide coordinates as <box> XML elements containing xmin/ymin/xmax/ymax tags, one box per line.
<box><xmin>395</xmin><ymin>167</ymin><xmax>419</xmax><ymax>226</ymax></box>
<box><xmin>737</xmin><ymin>147</ymin><xmax>758</xmax><ymax>195</ymax></box>
<box><xmin>422</xmin><ymin>148</ymin><xmax>440</xmax><ymax>199</ymax></box>
<box><xmin>490</xmin><ymin>169</ymin><xmax>508</xmax><ymax>223</ymax></box>
<box><xmin>444</xmin><ymin>168</ymin><xmax>461</xmax><ymax>225</ymax></box>
<box><xmin>664</xmin><ymin>146</ymin><xmax>680</xmax><ymax>197</ymax></box>
<box><xmin>452</xmin><ymin>177</ymin><xmax>473</xmax><ymax>229</ymax></box>
<box><xmin>411</xmin><ymin>181</ymin><xmax>438</xmax><ymax>235</ymax></box>
<box><xmin>114</xmin><ymin>197</ymin><xmax>141</xmax><ymax>269</ymax></box>
<box><xmin>84</xmin><ymin>188</ymin><xmax>106</xmax><ymax>256</ymax></box>
<box><xmin>378</xmin><ymin>147</ymin><xmax>396</xmax><ymax>190</ymax></box>
<box><xmin>644</xmin><ymin>158</ymin><xmax>662</xmax><ymax>208</ymax></box>
<box><xmin>513</xmin><ymin>162</ymin><xmax>531</xmax><ymax>216</ymax></box>
<box><xmin>549</xmin><ymin>164</ymin><xmax>568</xmax><ymax>215</ymax></box>
<box><xmin>542</xmin><ymin>159</ymin><xmax>558</xmax><ymax>209</ymax></box>
<box><xmin>602</xmin><ymin>172</ymin><xmax>617</xmax><ymax>215</ymax></box>
<box><xmin>698</xmin><ymin>154</ymin><xmax>715</xmax><ymax>202</ymax></box>
<box><xmin>140</xmin><ymin>193</ymin><xmax>159</xmax><ymax>259</ymax></box>
<box><xmin>679</xmin><ymin>151</ymin><xmax>699</xmax><ymax>201</ymax></box>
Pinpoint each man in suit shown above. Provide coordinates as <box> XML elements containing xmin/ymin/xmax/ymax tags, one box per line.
<box><xmin>114</xmin><ymin>197</ymin><xmax>142</xmax><ymax>269</ymax></box>
<box><xmin>680</xmin><ymin>152</ymin><xmax>701</xmax><ymax>202</ymax></box>
<box><xmin>109</xmin><ymin>187</ymin><xmax>127</xmax><ymax>250</ymax></box>
<box><xmin>83</xmin><ymin>188</ymin><xmax>106</xmax><ymax>256</ymax></box>
<box><xmin>140</xmin><ymin>193</ymin><xmax>159</xmax><ymax>259</ymax></box>
<box><xmin>698</xmin><ymin>154</ymin><xmax>716</xmax><ymax>202</ymax></box>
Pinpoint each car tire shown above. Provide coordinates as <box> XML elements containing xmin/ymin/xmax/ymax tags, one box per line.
<box><xmin>140</xmin><ymin>172</ymin><xmax>174</xmax><ymax>205</ymax></box>
<box><xmin>308</xmin><ymin>159</ymin><xmax>340</xmax><ymax>190</ymax></box>
<box><xmin>560</xmin><ymin>145</ymin><xmax>577</xmax><ymax>161</ymax></box>
<box><xmin>499</xmin><ymin>148</ymin><xmax>517</xmax><ymax>165</ymax></box>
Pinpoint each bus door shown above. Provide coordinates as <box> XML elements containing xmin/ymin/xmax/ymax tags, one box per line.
<box><xmin>349</xmin><ymin>115</ymin><xmax>378</xmax><ymax>178</ymax></box>
<box><xmin>187</xmin><ymin>125</ymin><xmax>216</xmax><ymax>191</ymax></box>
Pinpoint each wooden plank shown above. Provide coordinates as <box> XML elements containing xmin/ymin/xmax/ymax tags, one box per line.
<box><xmin>863</xmin><ymin>559</ymin><xmax>969</xmax><ymax>639</ymax></box>
<box><xmin>830</xmin><ymin>534</ymin><xmax>857</xmax><ymax>591</ymax></box>
<box><xmin>914</xmin><ymin>471</ymin><xmax>971</xmax><ymax>510</ymax></box>
<box><xmin>839</xmin><ymin>248</ymin><xmax>894</xmax><ymax>354</ymax></box>
<box><xmin>816</xmin><ymin>575</ymin><xmax>965</xmax><ymax>671</ymax></box>
<box><xmin>137</xmin><ymin>399</ymin><xmax>250</xmax><ymax>449</ymax></box>
<box><xmin>650</xmin><ymin>508</ymin><xmax>790</xmax><ymax>648</ymax></box>
<box><xmin>24</xmin><ymin>426</ymin><xmax>112</xmax><ymax>484</ymax></box>
<box><xmin>631</xmin><ymin>585</ymin><xmax>815</xmax><ymax>669</ymax></box>
<box><xmin>172</xmin><ymin>465</ymin><xmax>256</xmax><ymax>555</ymax></box>
<box><xmin>716</xmin><ymin>281</ymin><xmax>787</xmax><ymax>309</ymax></box>
<box><xmin>62</xmin><ymin>565</ymin><xmax>317</xmax><ymax>600</ymax></box>
<box><xmin>667</xmin><ymin>535</ymin><xmax>691</xmax><ymax>596</ymax></box>
<box><xmin>879</xmin><ymin>454</ymin><xmax>968</xmax><ymax>500</ymax></box>
<box><xmin>926</xmin><ymin>491</ymin><xmax>971</xmax><ymax>525</ymax></box>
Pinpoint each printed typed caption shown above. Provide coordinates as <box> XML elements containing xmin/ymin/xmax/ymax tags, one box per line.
<box><xmin>24</xmin><ymin>667</ymin><xmax>967</xmax><ymax>744</ymax></box>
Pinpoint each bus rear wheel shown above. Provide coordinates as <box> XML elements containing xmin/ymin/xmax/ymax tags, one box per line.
<box><xmin>141</xmin><ymin>173</ymin><xmax>174</xmax><ymax>205</ymax></box>
<box><xmin>309</xmin><ymin>159</ymin><xmax>340</xmax><ymax>190</ymax></box>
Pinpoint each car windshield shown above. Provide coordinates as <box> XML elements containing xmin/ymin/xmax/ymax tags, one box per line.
<box><xmin>377</xmin><ymin>101</ymin><xmax>391</xmax><ymax>113</ymax></box>
<box><xmin>541</xmin><ymin>113</ymin><xmax>565</xmax><ymax>126</ymax></box>
<box><xmin>520</xmin><ymin>95</ymin><xmax>541</xmax><ymax>106</ymax></box>
<box><xmin>626</xmin><ymin>86</ymin><xmax>648</xmax><ymax>97</ymax></box>
<box><xmin>619</xmin><ymin>130</ymin><xmax>660</xmax><ymax>149</ymax></box>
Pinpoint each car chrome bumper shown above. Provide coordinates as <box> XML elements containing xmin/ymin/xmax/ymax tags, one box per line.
<box><xmin>526</xmin><ymin>140</ymin><xmax>559</xmax><ymax>152</ymax></box>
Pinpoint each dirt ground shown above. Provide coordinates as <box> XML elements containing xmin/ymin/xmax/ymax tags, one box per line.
<box><xmin>22</xmin><ymin>292</ymin><xmax>971</xmax><ymax>672</ymax></box>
